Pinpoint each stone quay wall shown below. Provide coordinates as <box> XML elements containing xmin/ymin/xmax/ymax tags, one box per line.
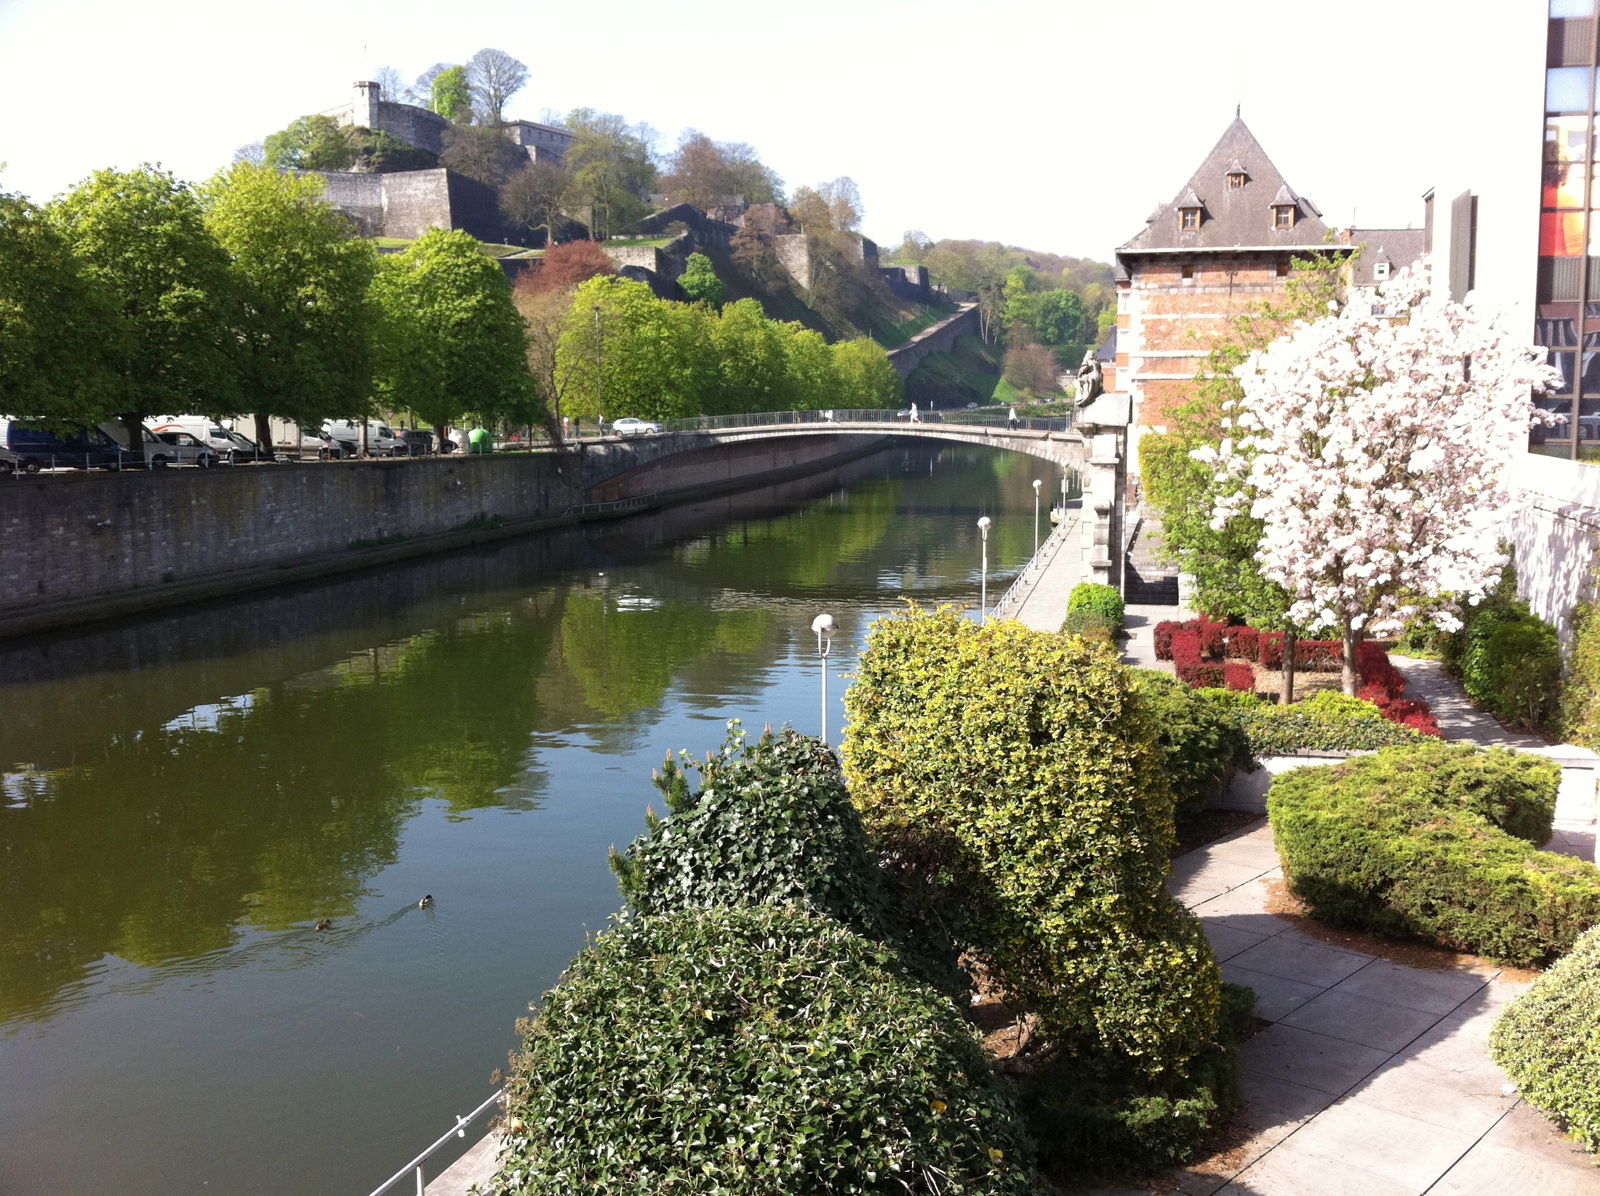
<box><xmin>885</xmin><ymin>304</ymin><xmax>981</xmax><ymax>376</ymax></box>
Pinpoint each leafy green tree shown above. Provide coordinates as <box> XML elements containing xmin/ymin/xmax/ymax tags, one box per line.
<box><xmin>0</xmin><ymin>190</ymin><xmax>120</xmax><ymax>425</ymax></box>
<box><xmin>556</xmin><ymin>275</ymin><xmax>704</xmax><ymax>422</ymax></box>
<box><xmin>782</xmin><ymin>325</ymin><xmax>838</xmax><ymax>410</ymax></box>
<box><xmin>562</xmin><ymin>109</ymin><xmax>657</xmax><ymax>240</ymax></box>
<box><xmin>263</xmin><ymin>115</ymin><xmax>358</xmax><ymax>171</ymax></box>
<box><xmin>710</xmin><ymin>299</ymin><xmax>786</xmax><ymax>412</ymax></box>
<box><xmin>200</xmin><ymin>162</ymin><xmax>377</xmax><ymax>450</ymax></box>
<box><xmin>48</xmin><ymin>165</ymin><xmax>240</xmax><ymax>461</ymax></box>
<box><xmin>677</xmin><ymin>252</ymin><xmax>724</xmax><ymax>309</ymax></box>
<box><xmin>831</xmin><ymin>338</ymin><xmax>901</xmax><ymax>409</ymax></box>
<box><xmin>430</xmin><ymin>65</ymin><xmax>472</xmax><ymax>122</ymax></box>
<box><xmin>370</xmin><ymin>228</ymin><xmax>537</xmax><ymax>437</ymax></box>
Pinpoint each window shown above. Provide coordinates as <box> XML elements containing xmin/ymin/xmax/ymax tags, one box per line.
<box><xmin>1273</xmin><ymin>205</ymin><xmax>1295</xmax><ymax>229</ymax></box>
<box><xmin>1374</xmin><ymin>261</ymin><xmax>1391</xmax><ymax>280</ymax></box>
<box><xmin>1276</xmin><ymin>260</ymin><xmax>1290</xmax><ymax>278</ymax></box>
<box><xmin>1180</xmin><ymin>207</ymin><xmax>1200</xmax><ymax>230</ymax></box>
<box><xmin>1181</xmin><ymin>264</ymin><xmax>1194</xmax><ymax>280</ymax></box>
<box><xmin>1227</xmin><ymin>171</ymin><xmax>1247</xmax><ymax>189</ymax></box>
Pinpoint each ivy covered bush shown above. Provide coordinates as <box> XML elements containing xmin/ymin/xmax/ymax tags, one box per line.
<box><xmin>1269</xmin><ymin>741</ymin><xmax>1596</xmax><ymax>965</ymax></box>
<box><xmin>490</xmin><ymin>905</ymin><xmax>1040</xmax><ymax>1194</ymax></box>
<box><xmin>1490</xmin><ymin>924</ymin><xmax>1600</xmax><ymax>1156</ymax></box>
<box><xmin>842</xmin><ymin>606</ymin><xmax>1236</xmax><ymax>1171</ymax></box>
<box><xmin>1067</xmin><ymin>581</ymin><xmax>1124</xmax><ymax>631</ymax></box>
<box><xmin>1129</xmin><ymin>669</ymin><xmax>1254</xmax><ymax>818</ymax></box>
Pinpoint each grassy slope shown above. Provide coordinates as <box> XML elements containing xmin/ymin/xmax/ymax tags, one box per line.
<box><xmin>904</xmin><ymin>333</ymin><xmax>1007</xmax><ymax>408</ymax></box>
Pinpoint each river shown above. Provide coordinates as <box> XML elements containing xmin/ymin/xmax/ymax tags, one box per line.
<box><xmin>0</xmin><ymin>443</ymin><xmax>1067</xmax><ymax>1195</ymax></box>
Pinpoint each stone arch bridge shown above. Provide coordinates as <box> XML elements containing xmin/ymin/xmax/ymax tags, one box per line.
<box><xmin>574</xmin><ymin>401</ymin><xmax>1132</xmax><ymax>589</ymax></box>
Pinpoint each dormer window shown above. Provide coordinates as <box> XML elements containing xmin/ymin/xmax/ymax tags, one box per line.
<box><xmin>1373</xmin><ymin>261</ymin><xmax>1391</xmax><ymax>280</ymax></box>
<box><xmin>1180</xmin><ymin>207</ymin><xmax>1201</xmax><ymax>231</ymax></box>
<box><xmin>1227</xmin><ymin>172</ymin><xmax>1246</xmax><ymax>189</ymax></box>
<box><xmin>1273</xmin><ymin>204</ymin><xmax>1296</xmax><ymax>229</ymax></box>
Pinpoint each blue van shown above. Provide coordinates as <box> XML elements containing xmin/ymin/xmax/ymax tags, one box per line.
<box><xmin>0</xmin><ymin>419</ymin><xmax>133</xmax><ymax>473</ymax></box>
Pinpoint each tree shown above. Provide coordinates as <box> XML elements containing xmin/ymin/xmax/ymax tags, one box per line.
<box><xmin>0</xmin><ymin>190</ymin><xmax>120</xmax><ymax>425</ymax></box>
<box><xmin>430</xmin><ymin>65</ymin><xmax>472</xmax><ymax>123</ymax></box>
<box><xmin>233</xmin><ymin>142</ymin><xmax>265</xmax><ymax>165</ymax></box>
<box><xmin>370</xmin><ymin>228</ymin><xmax>537</xmax><ymax>438</ymax></box>
<box><xmin>896</xmin><ymin>230</ymin><xmax>932</xmax><ymax>261</ymax></box>
<box><xmin>1002</xmin><ymin>339</ymin><xmax>1059</xmax><ymax>396</ymax></box>
<box><xmin>661</xmin><ymin>131</ymin><xmax>782</xmax><ymax>208</ymax></box>
<box><xmin>678</xmin><ymin>252</ymin><xmax>724</xmax><ymax>309</ymax></box>
<box><xmin>500</xmin><ymin>159</ymin><xmax>571</xmax><ymax>245</ymax></box>
<box><xmin>562</xmin><ymin>109</ymin><xmax>657</xmax><ymax>240</ymax></box>
<box><xmin>557</xmin><ymin>275</ymin><xmax>712</xmax><ymax>421</ymax></box>
<box><xmin>263</xmin><ymin>115</ymin><xmax>357</xmax><ymax>171</ymax></box>
<box><xmin>371</xmin><ymin>65</ymin><xmax>407</xmax><ymax>103</ymax></box>
<box><xmin>819</xmin><ymin>177</ymin><xmax>862</xmax><ymax>232</ymax></box>
<box><xmin>1204</xmin><ymin>260</ymin><xmax>1561</xmax><ymax>693</ymax></box>
<box><xmin>439</xmin><ymin>124</ymin><xmax>525</xmax><ymax>187</ymax></box>
<box><xmin>520</xmin><ymin>240</ymin><xmax>614</xmax><ymax>295</ymax></box>
<box><xmin>710</xmin><ymin>299</ymin><xmax>787</xmax><ymax>413</ymax></box>
<box><xmin>199</xmin><ymin>163</ymin><xmax>377</xmax><ymax>450</ymax></box>
<box><xmin>466</xmin><ymin>48</ymin><xmax>528</xmax><ymax>125</ymax></box>
<box><xmin>831</xmin><ymin>338</ymin><xmax>901</xmax><ymax>409</ymax></box>
<box><xmin>409</xmin><ymin>63</ymin><xmax>451</xmax><ymax>106</ymax></box>
<box><xmin>48</xmin><ymin>165</ymin><xmax>240</xmax><ymax>463</ymax></box>
<box><xmin>513</xmin><ymin>285</ymin><xmax>575</xmax><ymax>441</ymax></box>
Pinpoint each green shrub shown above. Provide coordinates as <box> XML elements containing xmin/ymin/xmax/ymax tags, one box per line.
<box><xmin>1490</xmin><ymin>924</ymin><xmax>1600</xmax><ymax>1156</ymax></box>
<box><xmin>1563</xmin><ymin>593</ymin><xmax>1600</xmax><ymax>747</ymax></box>
<box><xmin>1268</xmin><ymin>742</ymin><xmax>1594</xmax><ymax>966</ymax></box>
<box><xmin>842</xmin><ymin>606</ymin><xmax>1229</xmax><ymax>1169</ymax></box>
<box><xmin>1460</xmin><ymin>603</ymin><xmax>1562</xmax><ymax>732</ymax></box>
<box><xmin>1221</xmin><ymin>689</ymin><xmax>1428</xmax><ymax>756</ymax></box>
<box><xmin>1128</xmin><ymin>669</ymin><xmax>1254</xmax><ymax>818</ymax></box>
<box><xmin>491</xmin><ymin>904</ymin><xmax>1040</xmax><ymax>1194</ymax></box>
<box><xmin>1067</xmin><ymin>581</ymin><xmax>1125</xmax><ymax>630</ymax></box>
<box><xmin>1062</xmin><ymin>607</ymin><xmax>1116</xmax><ymax>645</ymax></box>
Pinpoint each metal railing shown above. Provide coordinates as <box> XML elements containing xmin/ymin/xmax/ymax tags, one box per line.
<box><xmin>564</xmin><ymin>493</ymin><xmax>656</xmax><ymax>519</ymax></box>
<box><xmin>990</xmin><ymin>511</ymin><xmax>1080</xmax><ymax>621</ymax></box>
<box><xmin>648</xmin><ymin>407</ymin><xmax>1076</xmax><ymax>436</ymax></box>
<box><xmin>368</xmin><ymin>1088</ymin><xmax>503</xmax><ymax>1196</ymax></box>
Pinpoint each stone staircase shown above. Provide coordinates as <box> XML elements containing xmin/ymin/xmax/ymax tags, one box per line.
<box><xmin>1124</xmin><ymin>512</ymin><xmax>1180</xmax><ymax>605</ymax></box>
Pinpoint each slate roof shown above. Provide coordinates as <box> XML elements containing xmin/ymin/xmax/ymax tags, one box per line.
<box><xmin>1348</xmin><ymin>228</ymin><xmax>1428</xmax><ymax>287</ymax></box>
<box><xmin>1118</xmin><ymin>117</ymin><xmax>1340</xmax><ymax>255</ymax></box>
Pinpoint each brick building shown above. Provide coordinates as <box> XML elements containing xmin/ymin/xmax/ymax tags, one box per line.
<box><xmin>1114</xmin><ymin>116</ymin><xmax>1354</xmax><ymax>458</ymax></box>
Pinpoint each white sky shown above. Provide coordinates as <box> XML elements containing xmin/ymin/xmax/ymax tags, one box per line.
<box><xmin>0</xmin><ymin>0</ymin><xmax>1541</xmax><ymax>261</ymax></box>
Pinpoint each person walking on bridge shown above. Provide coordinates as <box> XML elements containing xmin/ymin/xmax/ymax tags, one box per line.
<box><xmin>1008</xmin><ymin>406</ymin><xmax>1019</xmax><ymax>431</ymax></box>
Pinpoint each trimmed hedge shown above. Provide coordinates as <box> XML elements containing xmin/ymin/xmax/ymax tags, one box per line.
<box><xmin>1459</xmin><ymin>601</ymin><xmax>1562</xmax><ymax>732</ymax></box>
<box><xmin>1490</xmin><ymin>924</ymin><xmax>1600</xmax><ymax>1156</ymax></box>
<box><xmin>1206</xmin><ymin>689</ymin><xmax>1428</xmax><ymax>757</ymax></box>
<box><xmin>1067</xmin><ymin>581</ymin><xmax>1124</xmax><ymax>631</ymax></box>
<box><xmin>491</xmin><ymin>905</ymin><xmax>1040</xmax><ymax>1194</ymax></box>
<box><xmin>843</xmin><ymin>607</ymin><xmax>1232</xmax><ymax>1169</ymax></box>
<box><xmin>1268</xmin><ymin>742</ymin><xmax>1596</xmax><ymax>966</ymax></box>
<box><xmin>1063</xmin><ymin>607</ymin><xmax>1117</xmax><ymax>646</ymax></box>
<box><xmin>1129</xmin><ymin>669</ymin><xmax>1254</xmax><ymax>818</ymax></box>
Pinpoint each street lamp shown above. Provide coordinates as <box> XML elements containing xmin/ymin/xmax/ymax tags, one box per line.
<box><xmin>591</xmin><ymin>304</ymin><xmax>604</xmax><ymax>433</ymax></box>
<box><xmin>811</xmin><ymin>613</ymin><xmax>837</xmax><ymax>745</ymax></box>
<box><xmin>976</xmin><ymin>516</ymin><xmax>992</xmax><ymax>620</ymax></box>
<box><xmin>1032</xmin><ymin>479</ymin><xmax>1042</xmax><ymax>556</ymax></box>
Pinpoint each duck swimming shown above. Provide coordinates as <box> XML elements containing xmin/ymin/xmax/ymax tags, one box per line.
<box><xmin>418</xmin><ymin>895</ymin><xmax>434</xmax><ymax>909</ymax></box>
<box><xmin>313</xmin><ymin>919</ymin><xmax>332</xmax><ymax>932</ymax></box>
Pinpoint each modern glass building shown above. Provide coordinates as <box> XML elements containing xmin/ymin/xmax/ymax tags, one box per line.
<box><xmin>1537</xmin><ymin>0</ymin><xmax>1600</xmax><ymax>457</ymax></box>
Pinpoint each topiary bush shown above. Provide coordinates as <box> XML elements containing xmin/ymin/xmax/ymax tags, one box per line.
<box><xmin>1128</xmin><ymin>669</ymin><xmax>1255</xmax><ymax>819</ymax></box>
<box><xmin>1268</xmin><ymin>741</ymin><xmax>1595</xmax><ymax>965</ymax></box>
<box><xmin>1222</xmin><ymin>689</ymin><xmax>1429</xmax><ymax>756</ymax></box>
<box><xmin>1067</xmin><ymin>581</ymin><xmax>1124</xmax><ymax>631</ymax></box>
<box><xmin>490</xmin><ymin>904</ymin><xmax>1041</xmax><ymax>1194</ymax></box>
<box><xmin>842</xmin><ymin>606</ymin><xmax>1231</xmax><ymax>1170</ymax></box>
<box><xmin>1062</xmin><ymin>607</ymin><xmax>1116</xmax><ymax>646</ymax></box>
<box><xmin>1490</xmin><ymin>924</ymin><xmax>1600</xmax><ymax>1156</ymax></box>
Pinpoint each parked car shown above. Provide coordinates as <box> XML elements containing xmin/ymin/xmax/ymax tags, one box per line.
<box><xmin>221</xmin><ymin>430</ymin><xmax>269</xmax><ymax>463</ymax></box>
<box><xmin>320</xmin><ymin>424</ymin><xmax>360</xmax><ymax>458</ymax></box>
<box><xmin>1</xmin><ymin>418</ymin><xmax>133</xmax><ymax>472</ymax></box>
<box><xmin>613</xmin><ymin>417</ymin><xmax>663</xmax><ymax>436</ymax></box>
<box><xmin>100</xmin><ymin>421</ymin><xmax>217</xmax><ymax>468</ymax></box>
<box><xmin>325</xmin><ymin>419</ymin><xmax>407</xmax><ymax>457</ymax></box>
<box><xmin>149</xmin><ymin>429</ymin><xmax>221</xmax><ymax>468</ymax></box>
<box><xmin>398</xmin><ymin>428</ymin><xmax>434</xmax><ymax>456</ymax></box>
<box><xmin>150</xmin><ymin>416</ymin><xmax>240</xmax><ymax>459</ymax></box>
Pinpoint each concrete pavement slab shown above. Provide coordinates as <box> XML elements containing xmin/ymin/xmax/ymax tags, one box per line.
<box><xmin>1278</xmin><ymin>988</ymin><xmax>1445</xmax><ymax>1052</ymax></box>
<box><xmin>1325</xmin><ymin>956</ymin><xmax>1488</xmax><ymax>1014</ymax></box>
<box><xmin>1168</xmin><ymin>857</ymin><xmax>1274</xmax><ymax>905</ymax></box>
<box><xmin>1220</xmin><ymin>1141</ymin><xmax>1414</xmax><ymax>1196</ymax></box>
<box><xmin>1238</xmin><ymin>1023</ymin><xmax>1391</xmax><ymax>1094</ymax></box>
<box><xmin>1258</xmin><ymin>1098</ymin><xmax>1481</xmax><ymax>1189</ymax></box>
<box><xmin>1429</xmin><ymin>1141</ymin><xmax>1600</xmax><ymax>1196</ymax></box>
<box><xmin>1198</xmin><ymin>828</ymin><xmax>1282</xmax><ymax>872</ymax></box>
<box><xmin>1228</xmin><ymin>930</ymin><xmax>1374</xmax><ymax>988</ymax></box>
<box><xmin>1203</xmin><ymin>921</ymin><xmax>1268</xmax><ymax>962</ymax></box>
<box><xmin>1346</xmin><ymin>1054</ymin><xmax>1520</xmax><ymax>1137</ymax></box>
<box><xmin>1220</xmin><ymin>963</ymin><xmax>1327</xmax><ymax>1022</ymax></box>
<box><xmin>1187</xmin><ymin>877</ymin><xmax>1283</xmax><ymax>932</ymax></box>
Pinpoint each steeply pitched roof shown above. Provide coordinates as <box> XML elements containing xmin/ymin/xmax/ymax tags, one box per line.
<box><xmin>1348</xmin><ymin>228</ymin><xmax>1428</xmax><ymax>287</ymax></box>
<box><xmin>1118</xmin><ymin>116</ymin><xmax>1335</xmax><ymax>254</ymax></box>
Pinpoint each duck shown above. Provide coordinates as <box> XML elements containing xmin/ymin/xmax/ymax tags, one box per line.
<box><xmin>313</xmin><ymin>918</ymin><xmax>332</xmax><ymax>932</ymax></box>
<box><xmin>418</xmin><ymin>894</ymin><xmax>434</xmax><ymax>909</ymax></box>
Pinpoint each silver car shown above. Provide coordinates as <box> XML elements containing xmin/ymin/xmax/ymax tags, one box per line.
<box><xmin>612</xmin><ymin>417</ymin><xmax>663</xmax><ymax>436</ymax></box>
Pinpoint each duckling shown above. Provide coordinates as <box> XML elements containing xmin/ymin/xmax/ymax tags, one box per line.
<box><xmin>313</xmin><ymin>918</ymin><xmax>332</xmax><ymax>932</ymax></box>
<box><xmin>418</xmin><ymin>894</ymin><xmax>434</xmax><ymax>909</ymax></box>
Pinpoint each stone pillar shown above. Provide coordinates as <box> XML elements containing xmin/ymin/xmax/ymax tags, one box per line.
<box><xmin>1074</xmin><ymin>394</ymin><xmax>1130</xmax><ymax>592</ymax></box>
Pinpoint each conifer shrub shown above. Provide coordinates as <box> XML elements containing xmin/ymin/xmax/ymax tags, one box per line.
<box><xmin>1223</xmin><ymin>690</ymin><xmax>1427</xmax><ymax>756</ymax></box>
<box><xmin>1062</xmin><ymin>607</ymin><xmax>1117</xmax><ymax>646</ymax></box>
<box><xmin>1067</xmin><ymin>581</ymin><xmax>1124</xmax><ymax>631</ymax></box>
<box><xmin>1128</xmin><ymin>669</ymin><xmax>1254</xmax><ymax>818</ymax></box>
<box><xmin>842</xmin><ymin>607</ymin><xmax>1234</xmax><ymax>1170</ymax></box>
<box><xmin>1268</xmin><ymin>742</ymin><xmax>1594</xmax><ymax>965</ymax></box>
<box><xmin>1490</xmin><ymin>924</ymin><xmax>1600</xmax><ymax>1156</ymax></box>
<box><xmin>490</xmin><ymin>905</ymin><xmax>1040</xmax><ymax>1195</ymax></box>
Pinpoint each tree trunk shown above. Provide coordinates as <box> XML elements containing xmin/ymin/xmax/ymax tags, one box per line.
<box><xmin>1342</xmin><ymin>620</ymin><xmax>1361</xmax><ymax>696</ymax></box>
<box><xmin>254</xmin><ymin>413</ymin><xmax>273</xmax><ymax>459</ymax></box>
<box><xmin>1279</xmin><ymin>629</ymin><xmax>1298</xmax><ymax>705</ymax></box>
<box><xmin>121</xmin><ymin>412</ymin><xmax>146</xmax><ymax>467</ymax></box>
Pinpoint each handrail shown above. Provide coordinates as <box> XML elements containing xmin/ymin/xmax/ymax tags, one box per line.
<box><xmin>990</xmin><ymin>511</ymin><xmax>1079</xmax><ymax>621</ymax></box>
<box><xmin>648</xmin><ymin>407</ymin><xmax>1076</xmax><ymax>436</ymax></box>
<box><xmin>367</xmin><ymin>1088</ymin><xmax>503</xmax><ymax>1196</ymax></box>
<box><xmin>564</xmin><ymin>493</ymin><xmax>656</xmax><ymax>519</ymax></box>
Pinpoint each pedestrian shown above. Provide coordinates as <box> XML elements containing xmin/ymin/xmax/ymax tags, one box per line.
<box><xmin>562</xmin><ymin>414</ymin><xmax>570</xmax><ymax>440</ymax></box>
<box><xmin>910</xmin><ymin>402</ymin><xmax>919</xmax><ymax>423</ymax></box>
<box><xmin>1008</xmin><ymin>406</ymin><xmax>1019</xmax><ymax>431</ymax></box>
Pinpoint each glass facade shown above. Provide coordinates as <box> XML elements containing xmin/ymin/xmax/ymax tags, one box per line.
<box><xmin>1536</xmin><ymin>0</ymin><xmax>1600</xmax><ymax>457</ymax></box>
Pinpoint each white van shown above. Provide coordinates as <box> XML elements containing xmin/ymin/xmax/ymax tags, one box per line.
<box><xmin>325</xmin><ymin>419</ymin><xmax>406</xmax><ymax>457</ymax></box>
<box><xmin>150</xmin><ymin>416</ymin><xmax>246</xmax><ymax>462</ymax></box>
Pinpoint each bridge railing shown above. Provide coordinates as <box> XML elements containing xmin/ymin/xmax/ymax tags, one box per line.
<box><xmin>650</xmin><ymin>408</ymin><xmax>1077</xmax><ymax>436</ymax></box>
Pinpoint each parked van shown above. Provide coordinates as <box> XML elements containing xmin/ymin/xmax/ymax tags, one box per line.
<box><xmin>325</xmin><ymin>419</ymin><xmax>406</xmax><ymax>457</ymax></box>
<box><xmin>150</xmin><ymin>416</ymin><xmax>239</xmax><ymax>460</ymax></box>
<box><xmin>98</xmin><ymin>421</ymin><xmax>218</xmax><ymax>468</ymax></box>
<box><xmin>0</xmin><ymin>418</ymin><xmax>130</xmax><ymax>472</ymax></box>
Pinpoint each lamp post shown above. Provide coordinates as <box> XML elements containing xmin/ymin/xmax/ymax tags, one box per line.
<box><xmin>811</xmin><ymin>613</ymin><xmax>837</xmax><ymax>745</ymax></box>
<box><xmin>976</xmin><ymin>516</ymin><xmax>992</xmax><ymax>619</ymax></box>
<box><xmin>1032</xmin><ymin>479</ymin><xmax>1042</xmax><ymax>556</ymax></box>
<box><xmin>591</xmin><ymin>304</ymin><xmax>604</xmax><ymax>433</ymax></box>
<box><xmin>1060</xmin><ymin>469</ymin><xmax>1067</xmax><ymax>514</ymax></box>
